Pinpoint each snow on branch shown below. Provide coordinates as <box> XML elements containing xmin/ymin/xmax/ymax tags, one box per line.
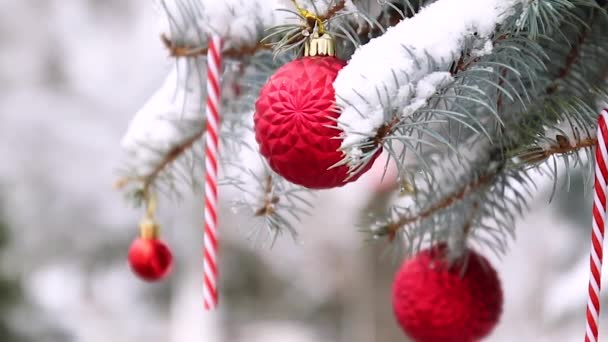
<box><xmin>334</xmin><ymin>0</ymin><xmax>521</xmax><ymax>157</ymax></box>
<box><xmin>158</xmin><ymin>0</ymin><xmax>290</xmax><ymax>48</ymax></box>
<box><xmin>116</xmin><ymin>0</ymin><xmax>292</xmax><ymax>196</ymax></box>
<box><xmin>157</xmin><ymin>0</ymin><xmax>356</xmax><ymax>58</ymax></box>
<box><xmin>118</xmin><ymin>58</ymin><xmax>206</xmax><ymax>191</ymax></box>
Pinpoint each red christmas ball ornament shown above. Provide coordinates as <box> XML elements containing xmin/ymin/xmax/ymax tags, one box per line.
<box><xmin>128</xmin><ymin>219</ymin><xmax>173</xmax><ymax>282</ymax></box>
<box><xmin>254</xmin><ymin>34</ymin><xmax>379</xmax><ymax>189</ymax></box>
<box><xmin>392</xmin><ymin>244</ymin><xmax>503</xmax><ymax>342</ymax></box>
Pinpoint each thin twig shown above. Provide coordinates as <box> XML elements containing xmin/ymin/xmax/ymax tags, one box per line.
<box><xmin>519</xmin><ymin>135</ymin><xmax>596</xmax><ymax>164</ymax></box>
<box><xmin>319</xmin><ymin>0</ymin><xmax>347</xmax><ymax>21</ymax></box>
<box><xmin>546</xmin><ymin>12</ymin><xmax>596</xmax><ymax>94</ymax></box>
<box><xmin>254</xmin><ymin>174</ymin><xmax>280</xmax><ymax>217</ymax></box>
<box><xmin>161</xmin><ymin>34</ymin><xmax>271</xmax><ymax>58</ymax></box>
<box><xmin>385</xmin><ymin>171</ymin><xmax>497</xmax><ymax>239</ymax></box>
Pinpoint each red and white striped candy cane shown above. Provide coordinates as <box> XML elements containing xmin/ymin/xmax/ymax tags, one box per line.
<box><xmin>203</xmin><ymin>35</ymin><xmax>222</xmax><ymax>310</ymax></box>
<box><xmin>585</xmin><ymin>108</ymin><xmax>608</xmax><ymax>342</ymax></box>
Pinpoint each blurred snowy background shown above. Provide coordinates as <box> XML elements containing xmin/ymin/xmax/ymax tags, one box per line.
<box><xmin>0</xmin><ymin>1</ymin><xmax>601</xmax><ymax>341</ymax></box>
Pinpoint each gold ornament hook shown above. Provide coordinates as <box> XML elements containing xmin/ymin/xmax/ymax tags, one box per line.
<box><xmin>139</xmin><ymin>191</ymin><xmax>160</xmax><ymax>239</ymax></box>
<box><xmin>290</xmin><ymin>0</ymin><xmax>336</xmax><ymax>57</ymax></box>
<box><xmin>145</xmin><ymin>191</ymin><xmax>157</xmax><ymax>219</ymax></box>
<box><xmin>290</xmin><ymin>0</ymin><xmax>326</xmax><ymax>34</ymax></box>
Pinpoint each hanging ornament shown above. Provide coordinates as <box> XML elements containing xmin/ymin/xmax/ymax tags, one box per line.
<box><xmin>254</xmin><ymin>29</ymin><xmax>379</xmax><ymax>189</ymax></box>
<box><xmin>128</xmin><ymin>218</ymin><xmax>173</xmax><ymax>281</ymax></box>
<box><xmin>392</xmin><ymin>244</ymin><xmax>503</xmax><ymax>342</ymax></box>
<box><xmin>128</xmin><ymin>194</ymin><xmax>173</xmax><ymax>282</ymax></box>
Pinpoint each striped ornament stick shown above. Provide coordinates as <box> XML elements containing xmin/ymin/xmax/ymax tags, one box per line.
<box><xmin>585</xmin><ymin>108</ymin><xmax>608</xmax><ymax>342</ymax></box>
<box><xmin>203</xmin><ymin>35</ymin><xmax>222</xmax><ymax>310</ymax></box>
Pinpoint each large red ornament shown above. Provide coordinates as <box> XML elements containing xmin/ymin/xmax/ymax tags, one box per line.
<box><xmin>392</xmin><ymin>245</ymin><xmax>503</xmax><ymax>342</ymax></box>
<box><xmin>254</xmin><ymin>56</ymin><xmax>378</xmax><ymax>189</ymax></box>
<box><xmin>128</xmin><ymin>236</ymin><xmax>173</xmax><ymax>282</ymax></box>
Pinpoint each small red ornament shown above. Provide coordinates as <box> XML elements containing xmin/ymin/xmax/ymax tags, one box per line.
<box><xmin>254</xmin><ymin>34</ymin><xmax>378</xmax><ymax>189</ymax></box>
<box><xmin>392</xmin><ymin>244</ymin><xmax>503</xmax><ymax>342</ymax></box>
<box><xmin>128</xmin><ymin>219</ymin><xmax>173</xmax><ymax>282</ymax></box>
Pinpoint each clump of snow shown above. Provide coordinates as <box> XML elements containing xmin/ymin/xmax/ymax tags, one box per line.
<box><xmin>121</xmin><ymin>58</ymin><xmax>206</xmax><ymax>175</ymax></box>
<box><xmin>123</xmin><ymin>0</ymin><xmax>319</xmax><ymax>176</ymax></box>
<box><xmin>402</xmin><ymin>72</ymin><xmax>453</xmax><ymax>116</ymax></box>
<box><xmin>471</xmin><ymin>39</ymin><xmax>494</xmax><ymax>57</ymax></box>
<box><xmin>334</xmin><ymin>0</ymin><xmax>521</xmax><ymax>156</ymax></box>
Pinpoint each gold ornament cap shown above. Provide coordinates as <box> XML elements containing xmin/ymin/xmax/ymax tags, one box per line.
<box><xmin>304</xmin><ymin>32</ymin><xmax>336</xmax><ymax>57</ymax></box>
<box><xmin>139</xmin><ymin>217</ymin><xmax>160</xmax><ymax>239</ymax></box>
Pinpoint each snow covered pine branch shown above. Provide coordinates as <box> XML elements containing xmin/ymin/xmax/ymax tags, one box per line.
<box><xmin>335</xmin><ymin>0</ymin><xmax>516</xmax><ymax>157</ymax></box>
<box><xmin>114</xmin><ymin>0</ymin><xmax>608</xmax><ymax>340</ymax></box>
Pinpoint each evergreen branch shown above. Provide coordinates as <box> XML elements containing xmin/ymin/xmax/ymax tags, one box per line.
<box><xmin>380</xmin><ymin>170</ymin><xmax>498</xmax><ymax>241</ymax></box>
<box><xmin>161</xmin><ymin>34</ymin><xmax>272</xmax><ymax>58</ymax></box>
<box><xmin>115</xmin><ymin>124</ymin><xmax>206</xmax><ymax>194</ymax></box>
<box><xmin>503</xmin><ymin>7</ymin><xmax>605</xmax><ymax>181</ymax></box>
<box><xmin>351</xmin><ymin>32</ymin><xmax>521</xmax><ymax>168</ymax></box>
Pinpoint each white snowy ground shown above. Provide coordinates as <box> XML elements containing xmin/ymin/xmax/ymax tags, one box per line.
<box><xmin>0</xmin><ymin>1</ymin><xmax>600</xmax><ymax>342</ymax></box>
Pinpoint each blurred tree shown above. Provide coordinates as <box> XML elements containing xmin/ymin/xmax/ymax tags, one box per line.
<box><xmin>0</xmin><ymin>205</ymin><xmax>27</xmax><ymax>342</ymax></box>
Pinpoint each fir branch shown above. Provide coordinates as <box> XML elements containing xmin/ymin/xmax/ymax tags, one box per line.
<box><xmin>161</xmin><ymin>34</ymin><xmax>272</xmax><ymax>58</ymax></box>
<box><xmin>115</xmin><ymin>124</ymin><xmax>206</xmax><ymax>194</ymax></box>
<box><xmin>379</xmin><ymin>170</ymin><xmax>498</xmax><ymax>241</ymax></box>
<box><xmin>499</xmin><ymin>6</ymin><xmax>606</xmax><ymax>186</ymax></box>
<box><xmin>352</xmin><ymin>1</ymin><xmax>603</xmax><ymax>255</ymax></box>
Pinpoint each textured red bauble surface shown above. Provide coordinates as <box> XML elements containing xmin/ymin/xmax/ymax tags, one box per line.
<box><xmin>254</xmin><ymin>56</ymin><xmax>378</xmax><ymax>189</ymax></box>
<box><xmin>392</xmin><ymin>245</ymin><xmax>503</xmax><ymax>342</ymax></box>
<box><xmin>128</xmin><ymin>237</ymin><xmax>173</xmax><ymax>282</ymax></box>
